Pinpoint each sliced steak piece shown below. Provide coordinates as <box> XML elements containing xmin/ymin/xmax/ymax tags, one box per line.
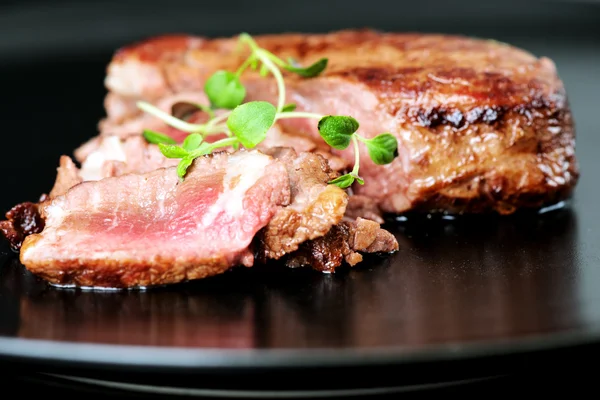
<box><xmin>284</xmin><ymin>218</ymin><xmax>399</xmax><ymax>273</ymax></box>
<box><xmin>252</xmin><ymin>147</ymin><xmax>399</xmax><ymax>272</ymax></box>
<box><xmin>101</xmin><ymin>29</ymin><xmax>578</xmax><ymax>215</ymax></box>
<box><xmin>55</xmin><ymin>135</ymin><xmax>179</xmax><ymax>197</ymax></box>
<box><xmin>254</xmin><ymin>147</ymin><xmax>348</xmax><ymax>261</ymax></box>
<box><xmin>48</xmin><ymin>156</ymin><xmax>82</xmax><ymax>199</ymax></box>
<box><xmin>2</xmin><ymin>135</ymin><xmax>180</xmax><ymax>253</ymax></box>
<box><xmin>20</xmin><ymin>150</ymin><xmax>291</xmax><ymax>288</ymax></box>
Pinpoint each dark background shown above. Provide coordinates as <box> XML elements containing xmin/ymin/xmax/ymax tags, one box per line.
<box><xmin>0</xmin><ymin>0</ymin><xmax>599</xmax><ymax>396</ymax></box>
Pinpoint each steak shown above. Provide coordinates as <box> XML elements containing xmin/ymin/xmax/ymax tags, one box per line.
<box><xmin>18</xmin><ymin>148</ymin><xmax>399</xmax><ymax>288</ymax></box>
<box><xmin>99</xmin><ymin>29</ymin><xmax>578</xmax><ymax>215</ymax></box>
<box><xmin>20</xmin><ymin>150</ymin><xmax>291</xmax><ymax>288</ymax></box>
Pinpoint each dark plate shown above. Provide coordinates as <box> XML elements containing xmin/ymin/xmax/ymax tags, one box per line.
<box><xmin>1</xmin><ymin>10</ymin><xmax>600</xmax><ymax>392</ymax></box>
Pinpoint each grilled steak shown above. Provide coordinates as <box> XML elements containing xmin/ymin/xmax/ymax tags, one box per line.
<box><xmin>19</xmin><ymin>148</ymin><xmax>399</xmax><ymax>288</ymax></box>
<box><xmin>99</xmin><ymin>29</ymin><xmax>578</xmax><ymax>215</ymax></box>
<box><xmin>20</xmin><ymin>150</ymin><xmax>291</xmax><ymax>288</ymax></box>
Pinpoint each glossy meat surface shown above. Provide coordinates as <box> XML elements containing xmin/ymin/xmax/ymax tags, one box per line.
<box><xmin>100</xmin><ymin>29</ymin><xmax>578</xmax><ymax>214</ymax></box>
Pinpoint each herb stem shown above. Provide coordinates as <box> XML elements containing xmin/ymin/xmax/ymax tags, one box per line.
<box><xmin>275</xmin><ymin>111</ymin><xmax>323</xmax><ymax>120</ymax></box>
<box><xmin>205</xmin><ymin>111</ymin><xmax>232</xmax><ymax>131</ymax></box>
<box><xmin>263</xmin><ymin>50</ymin><xmax>287</xmax><ymax>68</ymax></box>
<box><xmin>235</xmin><ymin>56</ymin><xmax>254</xmax><ymax>77</ymax></box>
<box><xmin>351</xmin><ymin>135</ymin><xmax>361</xmax><ymax>176</ymax></box>
<box><xmin>255</xmin><ymin>49</ymin><xmax>286</xmax><ymax>113</ymax></box>
<box><xmin>137</xmin><ymin>101</ymin><xmax>206</xmax><ymax>134</ymax></box>
<box><xmin>207</xmin><ymin>137</ymin><xmax>240</xmax><ymax>152</ymax></box>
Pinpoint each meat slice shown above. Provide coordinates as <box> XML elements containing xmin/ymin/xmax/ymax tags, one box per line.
<box><xmin>101</xmin><ymin>29</ymin><xmax>578</xmax><ymax>215</ymax></box>
<box><xmin>19</xmin><ymin>150</ymin><xmax>291</xmax><ymax>288</ymax></box>
<box><xmin>1</xmin><ymin>135</ymin><xmax>179</xmax><ymax>253</ymax></box>
<box><xmin>53</xmin><ymin>135</ymin><xmax>179</xmax><ymax>197</ymax></box>
<box><xmin>252</xmin><ymin>147</ymin><xmax>399</xmax><ymax>272</ymax></box>
<box><xmin>254</xmin><ymin>147</ymin><xmax>348</xmax><ymax>261</ymax></box>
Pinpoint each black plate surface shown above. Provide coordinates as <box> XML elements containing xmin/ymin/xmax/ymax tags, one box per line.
<box><xmin>0</xmin><ymin>17</ymin><xmax>599</xmax><ymax>388</ymax></box>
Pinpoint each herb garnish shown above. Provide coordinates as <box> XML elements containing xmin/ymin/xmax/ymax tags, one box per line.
<box><xmin>136</xmin><ymin>33</ymin><xmax>398</xmax><ymax>186</ymax></box>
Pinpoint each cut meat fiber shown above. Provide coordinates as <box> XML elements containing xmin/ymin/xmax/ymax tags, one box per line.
<box><xmin>19</xmin><ymin>149</ymin><xmax>398</xmax><ymax>289</ymax></box>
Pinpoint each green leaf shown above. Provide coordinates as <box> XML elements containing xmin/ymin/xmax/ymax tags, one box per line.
<box><xmin>281</xmin><ymin>103</ymin><xmax>296</xmax><ymax>112</ymax></box>
<box><xmin>143</xmin><ymin>129</ymin><xmax>177</xmax><ymax>145</ymax></box>
<box><xmin>328</xmin><ymin>174</ymin><xmax>355</xmax><ymax>189</ymax></box>
<box><xmin>363</xmin><ymin>133</ymin><xmax>398</xmax><ymax>165</ymax></box>
<box><xmin>189</xmin><ymin>142</ymin><xmax>213</xmax><ymax>158</ymax></box>
<box><xmin>227</xmin><ymin>101</ymin><xmax>277</xmax><ymax>148</ymax></box>
<box><xmin>158</xmin><ymin>143</ymin><xmax>189</xmax><ymax>159</ymax></box>
<box><xmin>352</xmin><ymin>174</ymin><xmax>365</xmax><ymax>185</ymax></box>
<box><xmin>317</xmin><ymin>116</ymin><xmax>359</xmax><ymax>150</ymax></box>
<box><xmin>182</xmin><ymin>133</ymin><xmax>203</xmax><ymax>152</ymax></box>
<box><xmin>284</xmin><ymin>58</ymin><xmax>328</xmax><ymax>77</ymax></box>
<box><xmin>204</xmin><ymin>70</ymin><xmax>246</xmax><ymax>110</ymax></box>
<box><xmin>177</xmin><ymin>156</ymin><xmax>195</xmax><ymax>180</ymax></box>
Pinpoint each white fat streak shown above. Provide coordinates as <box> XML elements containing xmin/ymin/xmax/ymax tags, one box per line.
<box><xmin>79</xmin><ymin>136</ymin><xmax>128</xmax><ymax>181</ymax></box>
<box><xmin>200</xmin><ymin>152</ymin><xmax>271</xmax><ymax>227</ymax></box>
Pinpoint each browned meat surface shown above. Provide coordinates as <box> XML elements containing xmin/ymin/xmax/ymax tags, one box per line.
<box><xmin>100</xmin><ymin>29</ymin><xmax>578</xmax><ymax>215</ymax></box>
<box><xmin>284</xmin><ymin>218</ymin><xmax>399</xmax><ymax>273</ymax></box>
<box><xmin>0</xmin><ymin>202</ymin><xmax>45</xmax><ymax>252</ymax></box>
<box><xmin>20</xmin><ymin>150</ymin><xmax>291</xmax><ymax>288</ymax></box>
<box><xmin>255</xmin><ymin>147</ymin><xmax>348</xmax><ymax>260</ymax></box>
<box><xmin>344</xmin><ymin>194</ymin><xmax>385</xmax><ymax>224</ymax></box>
<box><xmin>252</xmin><ymin>148</ymin><xmax>398</xmax><ymax>271</ymax></box>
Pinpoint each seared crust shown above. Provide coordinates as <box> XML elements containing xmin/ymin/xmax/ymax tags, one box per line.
<box><xmin>109</xmin><ymin>29</ymin><xmax>563</xmax><ymax>112</ymax></box>
<box><xmin>103</xmin><ymin>29</ymin><xmax>578</xmax><ymax>215</ymax></box>
<box><xmin>19</xmin><ymin>237</ymin><xmax>240</xmax><ymax>288</ymax></box>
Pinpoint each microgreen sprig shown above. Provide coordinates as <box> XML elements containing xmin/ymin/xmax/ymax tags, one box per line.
<box><xmin>136</xmin><ymin>33</ymin><xmax>398</xmax><ymax>187</ymax></box>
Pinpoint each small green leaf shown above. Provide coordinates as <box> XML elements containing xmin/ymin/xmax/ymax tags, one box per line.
<box><xmin>177</xmin><ymin>156</ymin><xmax>195</xmax><ymax>180</ymax></box>
<box><xmin>158</xmin><ymin>143</ymin><xmax>189</xmax><ymax>159</ymax></box>
<box><xmin>189</xmin><ymin>142</ymin><xmax>213</xmax><ymax>158</ymax></box>
<box><xmin>284</xmin><ymin>58</ymin><xmax>328</xmax><ymax>77</ymax></box>
<box><xmin>364</xmin><ymin>133</ymin><xmax>398</xmax><ymax>165</ymax></box>
<box><xmin>317</xmin><ymin>116</ymin><xmax>359</xmax><ymax>150</ymax></box>
<box><xmin>328</xmin><ymin>174</ymin><xmax>355</xmax><ymax>189</ymax></box>
<box><xmin>227</xmin><ymin>101</ymin><xmax>277</xmax><ymax>148</ymax></box>
<box><xmin>182</xmin><ymin>133</ymin><xmax>203</xmax><ymax>152</ymax></box>
<box><xmin>204</xmin><ymin>70</ymin><xmax>246</xmax><ymax>110</ymax></box>
<box><xmin>281</xmin><ymin>103</ymin><xmax>296</xmax><ymax>112</ymax></box>
<box><xmin>352</xmin><ymin>174</ymin><xmax>365</xmax><ymax>185</ymax></box>
<box><xmin>143</xmin><ymin>129</ymin><xmax>177</xmax><ymax>145</ymax></box>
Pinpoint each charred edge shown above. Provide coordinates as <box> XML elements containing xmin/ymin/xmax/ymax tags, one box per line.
<box><xmin>251</xmin><ymin>224</ymin><xmax>350</xmax><ymax>273</ymax></box>
<box><xmin>0</xmin><ymin>202</ymin><xmax>45</xmax><ymax>252</ymax></box>
<box><xmin>282</xmin><ymin>223</ymin><xmax>352</xmax><ymax>273</ymax></box>
<box><xmin>409</xmin><ymin>101</ymin><xmax>568</xmax><ymax>130</ymax></box>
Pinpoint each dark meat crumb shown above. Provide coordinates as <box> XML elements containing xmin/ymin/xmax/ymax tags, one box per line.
<box><xmin>283</xmin><ymin>218</ymin><xmax>399</xmax><ymax>273</ymax></box>
<box><xmin>0</xmin><ymin>202</ymin><xmax>45</xmax><ymax>252</ymax></box>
